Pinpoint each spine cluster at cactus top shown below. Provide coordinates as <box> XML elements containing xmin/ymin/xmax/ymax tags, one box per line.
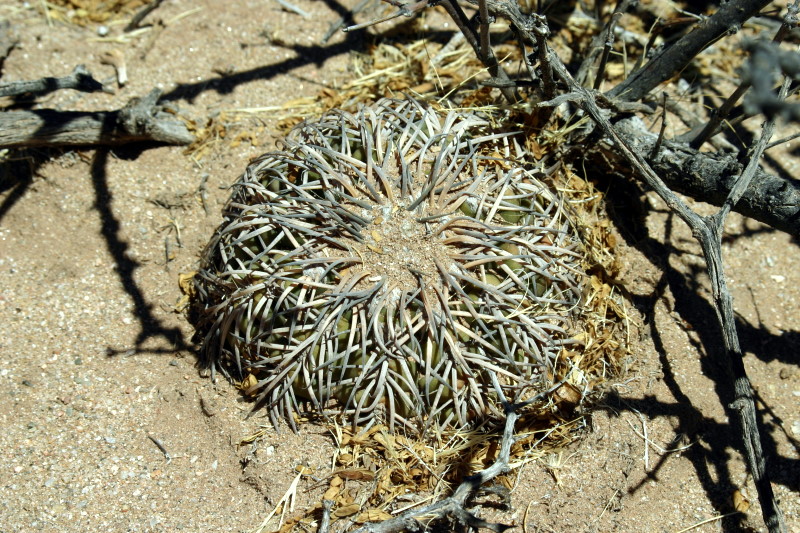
<box><xmin>193</xmin><ymin>99</ymin><xmax>586</xmax><ymax>432</ymax></box>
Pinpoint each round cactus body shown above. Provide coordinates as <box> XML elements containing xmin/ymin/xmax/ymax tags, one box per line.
<box><xmin>193</xmin><ymin>99</ymin><xmax>585</xmax><ymax>432</ymax></box>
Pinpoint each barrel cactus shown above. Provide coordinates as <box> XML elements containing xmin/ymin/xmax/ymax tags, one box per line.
<box><xmin>193</xmin><ymin>99</ymin><xmax>586</xmax><ymax>432</ymax></box>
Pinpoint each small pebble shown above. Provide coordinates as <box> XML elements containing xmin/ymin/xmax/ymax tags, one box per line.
<box><xmin>97</xmin><ymin>25</ymin><xmax>109</xmax><ymax>37</ymax></box>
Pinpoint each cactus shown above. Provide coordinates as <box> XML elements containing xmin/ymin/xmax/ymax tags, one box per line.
<box><xmin>192</xmin><ymin>99</ymin><xmax>585</xmax><ymax>432</ymax></box>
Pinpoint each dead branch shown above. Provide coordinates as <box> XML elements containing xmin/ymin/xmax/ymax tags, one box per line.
<box><xmin>441</xmin><ymin>2</ymin><xmax>790</xmax><ymax>530</ymax></box>
<box><xmin>606</xmin><ymin>116</ymin><xmax>800</xmax><ymax>237</ymax></box>
<box><xmin>462</xmin><ymin>0</ymin><xmax>799</xmax><ymax>237</ymax></box>
<box><xmin>690</xmin><ymin>2</ymin><xmax>798</xmax><ymax>149</ymax></box>
<box><xmin>0</xmin><ymin>64</ymin><xmax>110</xmax><ymax>98</ymax></box>
<box><xmin>350</xmin><ymin>373</ymin><xmax>521</xmax><ymax>533</ymax></box>
<box><xmin>0</xmin><ymin>88</ymin><xmax>194</xmax><ymax>148</ymax></box>
<box><xmin>607</xmin><ymin>0</ymin><xmax>773</xmax><ymax>102</ymax></box>
<box><xmin>438</xmin><ymin>0</ymin><xmax>519</xmax><ymax>103</ymax></box>
<box><xmin>540</xmin><ymin>43</ymin><xmax>789</xmax><ymax>533</ymax></box>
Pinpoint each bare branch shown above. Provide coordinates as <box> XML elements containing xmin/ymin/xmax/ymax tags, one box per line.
<box><xmin>0</xmin><ymin>64</ymin><xmax>110</xmax><ymax>98</ymax></box>
<box><xmin>689</xmin><ymin>1</ymin><xmax>798</xmax><ymax>149</ymax></box>
<box><xmin>343</xmin><ymin>0</ymin><xmax>428</xmax><ymax>32</ymax></box>
<box><xmin>438</xmin><ymin>0</ymin><xmax>519</xmax><ymax>102</ymax></box>
<box><xmin>540</xmin><ymin>43</ymin><xmax>788</xmax><ymax>533</ymax></box>
<box><xmin>608</xmin><ymin>0</ymin><xmax>773</xmax><ymax>102</ymax></box>
<box><xmin>609</xmin><ymin>117</ymin><xmax>800</xmax><ymax>237</ymax></box>
<box><xmin>469</xmin><ymin>0</ymin><xmax>799</xmax><ymax>236</ymax></box>
<box><xmin>593</xmin><ymin>0</ymin><xmax>636</xmax><ymax>90</ymax></box>
<box><xmin>0</xmin><ymin>89</ymin><xmax>194</xmax><ymax>148</ymax></box>
<box><xmin>350</xmin><ymin>373</ymin><xmax>521</xmax><ymax>533</ymax></box>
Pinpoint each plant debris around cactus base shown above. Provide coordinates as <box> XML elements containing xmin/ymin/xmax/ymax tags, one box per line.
<box><xmin>192</xmin><ymin>98</ymin><xmax>594</xmax><ymax>434</ymax></box>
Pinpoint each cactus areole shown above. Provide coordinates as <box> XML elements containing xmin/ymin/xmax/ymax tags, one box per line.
<box><xmin>193</xmin><ymin>99</ymin><xmax>585</xmax><ymax>432</ymax></box>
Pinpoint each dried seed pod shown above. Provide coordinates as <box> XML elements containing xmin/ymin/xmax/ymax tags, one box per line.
<box><xmin>192</xmin><ymin>99</ymin><xmax>586</xmax><ymax>432</ymax></box>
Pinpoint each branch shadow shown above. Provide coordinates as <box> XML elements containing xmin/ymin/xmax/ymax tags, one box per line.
<box><xmin>0</xmin><ymin>143</ymin><xmax>189</xmax><ymax>356</ymax></box>
<box><xmin>89</xmin><ymin>146</ymin><xmax>189</xmax><ymax>355</ymax></box>
<box><xmin>0</xmin><ymin>149</ymin><xmax>38</xmax><ymax>223</ymax></box>
<box><xmin>592</xmin><ymin>171</ymin><xmax>799</xmax><ymax>529</ymax></box>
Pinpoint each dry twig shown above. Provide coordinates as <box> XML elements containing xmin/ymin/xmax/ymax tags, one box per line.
<box><xmin>435</xmin><ymin>2</ymin><xmax>790</xmax><ymax>530</ymax></box>
<box><xmin>0</xmin><ymin>88</ymin><xmax>194</xmax><ymax>148</ymax></box>
<box><xmin>350</xmin><ymin>373</ymin><xmax>526</xmax><ymax>533</ymax></box>
<box><xmin>0</xmin><ymin>64</ymin><xmax>110</xmax><ymax>98</ymax></box>
<box><xmin>540</xmin><ymin>44</ymin><xmax>788</xmax><ymax>533</ymax></box>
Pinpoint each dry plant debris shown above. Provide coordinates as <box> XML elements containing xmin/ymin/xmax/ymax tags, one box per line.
<box><xmin>41</xmin><ymin>0</ymin><xmax>154</xmax><ymax>26</ymax></box>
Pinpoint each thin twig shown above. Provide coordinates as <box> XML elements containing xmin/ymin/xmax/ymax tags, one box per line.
<box><xmin>275</xmin><ymin>0</ymin><xmax>311</xmax><ymax>19</ymax></box>
<box><xmin>689</xmin><ymin>1</ymin><xmax>798</xmax><ymax>149</ymax></box>
<box><xmin>147</xmin><ymin>434</ymin><xmax>172</xmax><ymax>463</ymax></box>
<box><xmin>318</xmin><ymin>499</ymin><xmax>334</xmax><ymax>533</ymax></box>
<box><xmin>343</xmin><ymin>0</ymin><xmax>427</xmax><ymax>32</ymax></box>
<box><xmin>765</xmin><ymin>130</ymin><xmax>800</xmax><ymax>149</ymax></box>
<box><xmin>649</xmin><ymin>92</ymin><xmax>668</xmax><ymax>159</ymax></box>
<box><xmin>125</xmin><ymin>0</ymin><xmax>166</xmax><ymax>32</ymax></box>
<box><xmin>0</xmin><ymin>64</ymin><xmax>110</xmax><ymax>98</ymax></box>
<box><xmin>350</xmin><ymin>372</ymin><xmax>522</xmax><ymax>533</ymax></box>
<box><xmin>324</xmin><ymin>0</ymin><xmax>371</xmax><ymax>42</ymax></box>
<box><xmin>674</xmin><ymin>511</ymin><xmax>743</xmax><ymax>533</ymax></box>
<box><xmin>439</xmin><ymin>0</ymin><xmax>518</xmax><ymax>103</ymax></box>
<box><xmin>593</xmin><ymin>0</ymin><xmax>634</xmax><ymax>90</ymax></box>
<box><xmin>478</xmin><ymin>0</ymin><xmax>491</xmax><ymax>64</ymax></box>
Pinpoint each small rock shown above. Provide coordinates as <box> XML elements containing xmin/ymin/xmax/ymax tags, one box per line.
<box><xmin>779</xmin><ymin>367</ymin><xmax>795</xmax><ymax>380</ymax></box>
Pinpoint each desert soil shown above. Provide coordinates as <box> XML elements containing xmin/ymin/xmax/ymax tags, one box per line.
<box><xmin>0</xmin><ymin>1</ymin><xmax>797</xmax><ymax>532</ymax></box>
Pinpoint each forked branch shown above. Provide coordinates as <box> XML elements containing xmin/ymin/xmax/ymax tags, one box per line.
<box><xmin>433</xmin><ymin>3</ymin><xmax>790</xmax><ymax>531</ymax></box>
<box><xmin>542</xmin><ymin>43</ymin><xmax>789</xmax><ymax>533</ymax></box>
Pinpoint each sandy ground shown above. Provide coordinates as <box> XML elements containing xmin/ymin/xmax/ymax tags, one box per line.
<box><xmin>0</xmin><ymin>1</ymin><xmax>798</xmax><ymax>532</ymax></box>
